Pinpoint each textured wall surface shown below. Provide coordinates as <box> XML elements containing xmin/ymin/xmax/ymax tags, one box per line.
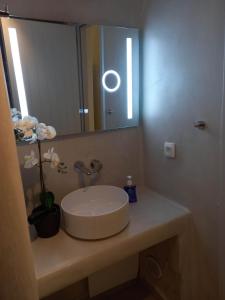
<box><xmin>141</xmin><ymin>0</ymin><xmax>225</xmax><ymax>299</ymax></box>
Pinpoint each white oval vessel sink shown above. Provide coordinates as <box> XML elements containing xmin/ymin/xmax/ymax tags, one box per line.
<box><xmin>61</xmin><ymin>185</ymin><xmax>129</xmax><ymax>240</ymax></box>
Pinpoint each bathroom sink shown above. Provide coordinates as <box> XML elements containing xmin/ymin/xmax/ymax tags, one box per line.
<box><xmin>61</xmin><ymin>185</ymin><xmax>129</xmax><ymax>240</ymax></box>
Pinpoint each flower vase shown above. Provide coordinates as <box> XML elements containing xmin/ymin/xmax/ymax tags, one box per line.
<box><xmin>28</xmin><ymin>192</ymin><xmax>60</xmax><ymax>238</ymax></box>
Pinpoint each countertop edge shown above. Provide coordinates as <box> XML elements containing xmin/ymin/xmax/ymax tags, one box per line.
<box><xmin>33</xmin><ymin>187</ymin><xmax>191</xmax><ymax>298</ymax></box>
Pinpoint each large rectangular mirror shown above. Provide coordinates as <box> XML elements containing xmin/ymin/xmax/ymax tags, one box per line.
<box><xmin>0</xmin><ymin>17</ymin><xmax>140</xmax><ymax>136</ymax></box>
<box><xmin>1</xmin><ymin>18</ymin><xmax>82</xmax><ymax>136</ymax></box>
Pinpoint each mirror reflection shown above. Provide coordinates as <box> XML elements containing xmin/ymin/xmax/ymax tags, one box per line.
<box><xmin>0</xmin><ymin>17</ymin><xmax>140</xmax><ymax>137</ymax></box>
<box><xmin>1</xmin><ymin>18</ymin><xmax>81</xmax><ymax>136</ymax></box>
<box><xmin>80</xmin><ymin>25</ymin><xmax>139</xmax><ymax>132</ymax></box>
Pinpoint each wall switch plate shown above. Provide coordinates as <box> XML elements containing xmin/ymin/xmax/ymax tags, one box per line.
<box><xmin>164</xmin><ymin>142</ymin><xmax>176</xmax><ymax>158</ymax></box>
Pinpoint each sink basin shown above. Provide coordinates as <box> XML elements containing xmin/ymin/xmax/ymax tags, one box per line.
<box><xmin>61</xmin><ymin>185</ymin><xmax>129</xmax><ymax>240</ymax></box>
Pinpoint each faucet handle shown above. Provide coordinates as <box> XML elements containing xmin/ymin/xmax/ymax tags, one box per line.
<box><xmin>74</xmin><ymin>160</ymin><xmax>103</xmax><ymax>176</ymax></box>
<box><xmin>90</xmin><ymin>159</ymin><xmax>103</xmax><ymax>173</ymax></box>
<box><xmin>74</xmin><ymin>161</ymin><xmax>84</xmax><ymax>172</ymax></box>
<box><xmin>74</xmin><ymin>161</ymin><xmax>92</xmax><ymax>175</ymax></box>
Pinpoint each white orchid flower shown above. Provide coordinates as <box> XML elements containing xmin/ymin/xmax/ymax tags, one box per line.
<box><xmin>21</xmin><ymin>116</ymin><xmax>38</xmax><ymax>129</ymax></box>
<box><xmin>45</xmin><ymin>126</ymin><xmax>56</xmax><ymax>140</ymax></box>
<box><xmin>36</xmin><ymin>123</ymin><xmax>47</xmax><ymax>140</ymax></box>
<box><xmin>23</xmin><ymin>131</ymin><xmax>37</xmax><ymax>144</ymax></box>
<box><xmin>28</xmin><ymin>133</ymin><xmax>38</xmax><ymax>144</ymax></box>
<box><xmin>43</xmin><ymin>147</ymin><xmax>53</xmax><ymax>160</ymax></box>
<box><xmin>36</xmin><ymin>123</ymin><xmax>56</xmax><ymax>141</ymax></box>
<box><xmin>11</xmin><ymin>108</ymin><xmax>19</xmax><ymax>116</ymax></box>
<box><xmin>11</xmin><ymin>109</ymin><xmax>56</xmax><ymax>142</ymax></box>
<box><xmin>24</xmin><ymin>150</ymin><xmax>38</xmax><ymax>169</ymax></box>
<box><xmin>23</xmin><ymin>129</ymin><xmax>34</xmax><ymax>138</ymax></box>
<box><xmin>50</xmin><ymin>152</ymin><xmax>60</xmax><ymax>168</ymax></box>
<box><xmin>43</xmin><ymin>148</ymin><xmax>60</xmax><ymax>168</ymax></box>
<box><xmin>15</xmin><ymin>116</ymin><xmax>38</xmax><ymax>131</ymax></box>
<box><xmin>14</xmin><ymin>119</ymin><xmax>24</xmax><ymax>129</ymax></box>
<box><xmin>12</xmin><ymin>115</ymin><xmax>38</xmax><ymax>144</ymax></box>
<box><xmin>11</xmin><ymin>108</ymin><xmax>21</xmax><ymax>123</ymax></box>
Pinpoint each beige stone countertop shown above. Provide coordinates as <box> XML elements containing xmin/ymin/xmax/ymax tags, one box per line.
<box><xmin>32</xmin><ymin>187</ymin><xmax>191</xmax><ymax>298</ymax></box>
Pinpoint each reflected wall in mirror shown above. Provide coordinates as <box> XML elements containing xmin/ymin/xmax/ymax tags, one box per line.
<box><xmin>0</xmin><ymin>17</ymin><xmax>140</xmax><ymax>137</ymax></box>
<box><xmin>80</xmin><ymin>25</ymin><xmax>139</xmax><ymax>132</ymax></box>
<box><xmin>1</xmin><ymin>18</ymin><xmax>82</xmax><ymax>136</ymax></box>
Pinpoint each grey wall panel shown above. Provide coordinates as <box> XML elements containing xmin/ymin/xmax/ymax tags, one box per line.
<box><xmin>141</xmin><ymin>0</ymin><xmax>225</xmax><ymax>299</ymax></box>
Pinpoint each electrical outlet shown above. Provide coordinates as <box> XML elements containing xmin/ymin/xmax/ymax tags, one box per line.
<box><xmin>164</xmin><ymin>142</ymin><xmax>176</xmax><ymax>159</ymax></box>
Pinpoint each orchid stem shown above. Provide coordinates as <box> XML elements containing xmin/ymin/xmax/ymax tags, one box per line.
<box><xmin>37</xmin><ymin>140</ymin><xmax>46</xmax><ymax>194</ymax></box>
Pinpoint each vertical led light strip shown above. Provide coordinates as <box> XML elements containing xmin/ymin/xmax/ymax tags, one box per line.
<box><xmin>126</xmin><ymin>37</ymin><xmax>133</xmax><ymax>120</ymax></box>
<box><xmin>8</xmin><ymin>27</ymin><xmax>28</xmax><ymax>117</ymax></box>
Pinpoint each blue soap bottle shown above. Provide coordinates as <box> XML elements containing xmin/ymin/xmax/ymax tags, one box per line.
<box><xmin>124</xmin><ymin>176</ymin><xmax>137</xmax><ymax>203</ymax></box>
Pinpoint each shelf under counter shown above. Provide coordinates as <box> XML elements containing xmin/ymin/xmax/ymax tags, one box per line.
<box><xmin>31</xmin><ymin>186</ymin><xmax>191</xmax><ymax>299</ymax></box>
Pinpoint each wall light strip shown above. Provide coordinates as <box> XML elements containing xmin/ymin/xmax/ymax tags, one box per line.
<box><xmin>126</xmin><ymin>38</ymin><xmax>133</xmax><ymax>120</ymax></box>
<box><xmin>8</xmin><ymin>27</ymin><xmax>28</xmax><ymax>117</ymax></box>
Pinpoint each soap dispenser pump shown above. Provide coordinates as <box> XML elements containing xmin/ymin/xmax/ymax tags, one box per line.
<box><xmin>124</xmin><ymin>175</ymin><xmax>137</xmax><ymax>203</ymax></box>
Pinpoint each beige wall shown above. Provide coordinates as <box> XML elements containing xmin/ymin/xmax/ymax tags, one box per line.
<box><xmin>142</xmin><ymin>0</ymin><xmax>225</xmax><ymax>299</ymax></box>
<box><xmin>18</xmin><ymin>128</ymin><xmax>144</xmax><ymax>213</ymax></box>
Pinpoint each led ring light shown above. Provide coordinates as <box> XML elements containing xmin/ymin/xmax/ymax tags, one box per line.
<box><xmin>102</xmin><ymin>70</ymin><xmax>121</xmax><ymax>93</ymax></box>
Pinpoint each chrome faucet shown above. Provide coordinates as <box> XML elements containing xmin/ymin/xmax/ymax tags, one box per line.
<box><xmin>74</xmin><ymin>159</ymin><xmax>103</xmax><ymax>188</ymax></box>
<box><xmin>74</xmin><ymin>161</ymin><xmax>92</xmax><ymax>175</ymax></box>
<box><xmin>74</xmin><ymin>160</ymin><xmax>103</xmax><ymax>176</ymax></box>
<box><xmin>90</xmin><ymin>159</ymin><xmax>103</xmax><ymax>173</ymax></box>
